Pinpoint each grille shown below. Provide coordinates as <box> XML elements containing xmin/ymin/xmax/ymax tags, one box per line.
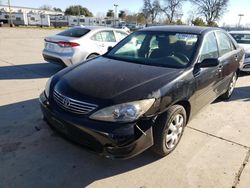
<box><xmin>53</xmin><ymin>90</ymin><xmax>98</xmax><ymax>114</ymax></box>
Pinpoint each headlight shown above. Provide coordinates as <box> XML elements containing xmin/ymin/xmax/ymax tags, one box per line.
<box><xmin>45</xmin><ymin>77</ymin><xmax>52</xmax><ymax>98</ymax></box>
<box><xmin>90</xmin><ymin>99</ymin><xmax>155</xmax><ymax>122</ymax></box>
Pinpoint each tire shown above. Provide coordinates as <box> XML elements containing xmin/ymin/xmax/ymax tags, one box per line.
<box><xmin>151</xmin><ymin>105</ymin><xmax>187</xmax><ymax>157</ymax></box>
<box><xmin>220</xmin><ymin>72</ymin><xmax>237</xmax><ymax>100</ymax></box>
<box><xmin>87</xmin><ymin>54</ymin><xmax>99</xmax><ymax>60</ymax></box>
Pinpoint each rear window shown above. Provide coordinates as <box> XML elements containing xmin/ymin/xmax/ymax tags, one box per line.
<box><xmin>57</xmin><ymin>28</ymin><xmax>90</xmax><ymax>38</ymax></box>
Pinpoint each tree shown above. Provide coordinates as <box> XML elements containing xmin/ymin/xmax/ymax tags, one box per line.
<box><xmin>137</xmin><ymin>13</ymin><xmax>146</xmax><ymax>24</ymax></box>
<box><xmin>40</xmin><ymin>4</ymin><xmax>52</xmax><ymax>11</ymax></box>
<box><xmin>106</xmin><ymin>10</ymin><xmax>114</xmax><ymax>18</ymax></box>
<box><xmin>118</xmin><ymin>10</ymin><xmax>126</xmax><ymax>20</ymax></box>
<box><xmin>190</xmin><ymin>0</ymin><xmax>229</xmax><ymax>23</ymax></box>
<box><xmin>126</xmin><ymin>14</ymin><xmax>137</xmax><ymax>23</ymax></box>
<box><xmin>65</xmin><ymin>5</ymin><xmax>93</xmax><ymax>17</ymax></box>
<box><xmin>207</xmin><ymin>20</ymin><xmax>218</xmax><ymax>27</ymax></box>
<box><xmin>53</xmin><ymin>7</ymin><xmax>62</xmax><ymax>12</ymax></box>
<box><xmin>162</xmin><ymin>0</ymin><xmax>185</xmax><ymax>24</ymax></box>
<box><xmin>191</xmin><ymin>17</ymin><xmax>206</xmax><ymax>26</ymax></box>
<box><xmin>142</xmin><ymin>0</ymin><xmax>161</xmax><ymax>24</ymax></box>
<box><xmin>175</xmin><ymin>19</ymin><xmax>184</xmax><ymax>25</ymax></box>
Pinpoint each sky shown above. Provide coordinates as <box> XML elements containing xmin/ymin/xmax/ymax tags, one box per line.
<box><xmin>2</xmin><ymin>0</ymin><xmax>250</xmax><ymax>26</ymax></box>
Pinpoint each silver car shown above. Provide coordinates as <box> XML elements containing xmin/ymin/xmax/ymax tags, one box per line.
<box><xmin>229</xmin><ymin>30</ymin><xmax>250</xmax><ymax>72</ymax></box>
<box><xmin>43</xmin><ymin>26</ymin><xmax>128</xmax><ymax>66</ymax></box>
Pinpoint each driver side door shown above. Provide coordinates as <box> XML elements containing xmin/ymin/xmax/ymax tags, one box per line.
<box><xmin>193</xmin><ymin>31</ymin><xmax>221</xmax><ymax>113</ymax></box>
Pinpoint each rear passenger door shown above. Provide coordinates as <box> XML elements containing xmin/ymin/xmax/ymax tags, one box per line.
<box><xmin>100</xmin><ymin>31</ymin><xmax>117</xmax><ymax>53</ymax></box>
<box><xmin>215</xmin><ymin>31</ymin><xmax>240</xmax><ymax>94</ymax></box>
<box><xmin>91</xmin><ymin>31</ymin><xmax>117</xmax><ymax>54</ymax></box>
<box><xmin>114</xmin><ymin>31</ymin><xmax>128</xmax><ymax>42</ymax></box>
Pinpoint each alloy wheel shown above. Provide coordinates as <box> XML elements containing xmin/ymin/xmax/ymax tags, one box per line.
<box><xmin>165</xmin><ymin>114</ymin><xmax>184</xmax><ymax>149</ymax></box>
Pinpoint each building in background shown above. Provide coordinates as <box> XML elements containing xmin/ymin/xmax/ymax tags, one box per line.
<box><xmin>0</xmin><ymin>5</ymin><xmax>63</xmax><ymax>15</ymax></box>
<box><xmin>0</xmin><ymin>5</ymin><xmax>127</xmax><ymax>28</ymax></box>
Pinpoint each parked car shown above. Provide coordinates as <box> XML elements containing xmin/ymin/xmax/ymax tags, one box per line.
<box><xmin>43</xmin><ymin>26</ymin><xmax>129</xmax><ymax>66</ymax></box>
<box><xmin>229</xmin><ymin>30</ymin><xmax>250</xmax><ymax>73</ymax></box>
<box><xmin>40</xmin><ymin>26</ymin><xmax>244</xmax><ymax>159</ymax></box>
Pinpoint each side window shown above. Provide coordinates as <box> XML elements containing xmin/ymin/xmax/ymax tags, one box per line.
<box><xmin>115</xmin><ymin>31</ymin><xmax>128</xmax><ymax>41</ymax></box>
<box><xmin>216</xmin><ymin>32</ymin><xmax>234</xmax><ymax>56</ymax></box>
<box><xmin>149</xmin><ymin>36</ymin><xmax>158</xmax><ymax>50</ymax></box>
<box><xmin>100</xmin><ymin>31</ymin><xmax>116</xmax><ymax>42</ymax></box>
<box><xmin>91</xmin><ymin>32</ymin><xmax>103</xmax><ymax>42</ymax></box>
<box><xmin>200</xmin><ymin>32</ymin><xmax>219</xmax><ymax>62</ymax></box>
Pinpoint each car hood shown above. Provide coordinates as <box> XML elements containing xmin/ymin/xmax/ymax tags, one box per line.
<box><xmin>55</xmin><ymin>57</ymin><xmax>184</xmax><ymax>104</ymax></box>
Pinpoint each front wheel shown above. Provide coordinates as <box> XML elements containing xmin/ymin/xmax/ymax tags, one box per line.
<box><xmin>151</xmin><ymin>105</ymin><xmax>187</xmax><ymax>157</ymax></box>
<box><xmin>220</xmin><ymin>72</ymin><xmax>237</xmax><ymax>100</ymax></box>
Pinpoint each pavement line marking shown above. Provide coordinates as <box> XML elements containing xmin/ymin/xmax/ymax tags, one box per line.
<box><xmin>232</xmin><ymin>149</ymin><xmax>250</xmax><ymax>188</ymax></box>
<box><xmin>187</xmin><ymin>126</ymin><xmax>249</xmax><ymax>149</ymax></box>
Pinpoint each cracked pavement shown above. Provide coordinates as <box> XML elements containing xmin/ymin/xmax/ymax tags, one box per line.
<box><xmin>0</xmin><ymin>28</ymin><xmax>250</xmax><ymax>188</ymax></box>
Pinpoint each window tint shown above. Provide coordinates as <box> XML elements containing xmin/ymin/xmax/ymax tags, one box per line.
<box><xmin>115</xmin><ymin>31</ymin><xmax>128</xmax><ymax>41</ymax></box>
<box><xmin>57</xmin><ymin>28</ymin><xmax>90</xmax><ymax>38</ymax></box>
<box><xmin>100</xmin><ymin>31</ymin><xmax>116</xmax><ymax>42</ymax></box>
<box><xmin>200</xmin><ymin>32</ymin><xmax>218</xmax><ymax>62</ymax></box>
<box><xmin>216</xmin><ymin>32</ymin><xmax>234</xmax><ymax>56</ymax></box>
<box><xmin>91</xmin><ymin>32</ymin><xmax>103</xmax><ymax>42</ymax></box>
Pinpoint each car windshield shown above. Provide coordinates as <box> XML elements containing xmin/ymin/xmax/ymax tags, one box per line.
<box><xmin>231</xmin><ymin>33</ymin><xmax>250</xmax><ymax>44</ymax></box>
<box><xmin>105</xmin><ymin>31</ymin><xmax>199</xmax><ymax>68</ymax></box>
<box><xmin>57</xmin><ymin>28</ymin><xmax>90</xmax><ymax>38</ymax></box>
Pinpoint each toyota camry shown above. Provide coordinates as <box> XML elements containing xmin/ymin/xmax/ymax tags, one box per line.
<box><xmin>40</xmin><ymin>26</ymin><xmax>244</xmax><ymax>159</ymax></box>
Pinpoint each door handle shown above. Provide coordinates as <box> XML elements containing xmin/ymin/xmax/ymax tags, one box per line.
<box><xmin>234</xmin><ymin>54</ymin><xmax>239</xmax><ymax>61</ymax></box>
<box><xmin>217</xmin><ymin>65</ymin><xmax>223</xmax><ymax>73</ymax></box>
<box><xmin>99</xmin><ymin>44</ymin><xmax>105</xmax><ymax>47</ymax></box>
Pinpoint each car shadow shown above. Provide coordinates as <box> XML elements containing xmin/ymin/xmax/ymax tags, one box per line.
<box><xmin>212</xmin><ymin>86</ymin><xmax>250</xmax><ymax>104</ymax></box>
<box><xmin>0</xmin><ymin>98</ymin><xmax>160</xmax><ymax>188</ymax></box>
<box><xmin>239</xmin><ymin>71</ymin><xmax>250</xmax><ymax>77</ymax></box>
<box><xmin>0</xmin><ymin>62</ymin><xmax>64</xmax><ymax>80</ymax></box>
<box><xmin>229</xmin><ymin>86</ymin><xmax>250</xmax><ymax>102</ymax></box>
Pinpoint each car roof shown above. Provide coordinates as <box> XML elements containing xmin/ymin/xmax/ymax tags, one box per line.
<box><xmin>140</xmin><ymin>25</ymin><xmax>222</xmax><ymax>35</ymax></box>
<box><xmin>72</xmin><ymin>25</ymin><xmax>128</xmax><ymax>32</ymax></box>
<box><xmin>229</xmin><ymin>30</ymin><xmax>250</xmax><ymax>34</ymax></box>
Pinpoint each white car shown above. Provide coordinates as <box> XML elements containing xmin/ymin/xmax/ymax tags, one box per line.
<box><xmin>43</xmin><ymin>26</ymin><xmax>129</xmax><ymax>66</ymax></box>
<box><xmin>229</xmin><ymin>30</ymin><xmax>250</xmax><ymax>72</ymax></box>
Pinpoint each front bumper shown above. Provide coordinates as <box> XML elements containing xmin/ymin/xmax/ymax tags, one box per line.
<box><xmin>39</xmin><ymin>93</ymin><xmax>154</xmax><ymax>159</ymax></box>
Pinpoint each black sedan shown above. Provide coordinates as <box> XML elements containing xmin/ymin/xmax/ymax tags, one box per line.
<box><xmin>40</xmin><ymin>26</ymin><xmax>244</xmax><ymax>159</ymax></box>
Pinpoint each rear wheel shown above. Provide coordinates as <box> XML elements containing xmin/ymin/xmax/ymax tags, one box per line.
<box><xmin>220</xmin><ymin>72</ymin><xmax>237</xmax><ymax>100</ymax></box>
<box><xmin>151</xmin><ymin>105</ymin><xmax>186</xmax><ymax>157</ymax></box>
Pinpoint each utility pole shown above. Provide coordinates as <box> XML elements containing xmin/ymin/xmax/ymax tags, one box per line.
<box><xmin>238</xmin><ymin>14</ymin><xmax>244</xmax><ymax>28</ymax></box>
<box><xmin>8</xmin><ymin>0</ymin><xmax>13</xmax><ymax>26</ymax></box>
<box><xmin>114</xmin><ymin>4</ymin><xmax>118</xmax><ymax>27</ymax></box>
<box><xmin>78</xmin><ymin>5</ymin><xmax>80</xmax><ymax>26</ymax></box>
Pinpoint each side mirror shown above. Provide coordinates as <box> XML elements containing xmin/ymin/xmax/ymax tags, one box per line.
<box><xmin>107</xmin><ymin>46</ymin><xmax>113</xmax><ymax>52</ymax></box>
<box><xmin>196</xmin><ymin>58</ymin><xmax>219</xmax><ymax>68</ymax></box>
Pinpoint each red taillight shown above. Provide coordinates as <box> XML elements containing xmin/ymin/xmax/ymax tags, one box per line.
<box><xmin>57</xmin><ymin>41</ymin><xmax>80</xmax><ymax>48</ymax></box>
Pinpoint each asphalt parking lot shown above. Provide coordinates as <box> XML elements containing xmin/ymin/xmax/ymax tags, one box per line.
<box><xmin>0</xmin><ymin>28</ymin><xmax>250</xmax><ymax>188</ymax></box>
